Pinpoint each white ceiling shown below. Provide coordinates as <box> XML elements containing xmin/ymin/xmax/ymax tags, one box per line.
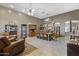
<box><xmin>0</xmin><ymin>3</ymin><xmax>79</xmax><ymax>19</ymax></box>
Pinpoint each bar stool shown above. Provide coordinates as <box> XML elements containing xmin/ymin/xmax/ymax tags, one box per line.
<box><xmin>37</xmin><ymin>33</ymin><xmax>40</xmax><ymax>38</ymax></box>
<box><xmin>39</xmin><ymin>33</ymin><xmax>43</xmax><ymax>39</ymax></box>
<box><xmin>43</xmin><ymin>34</ymin><xmax>48</xmax><ymax>40</ymax></box>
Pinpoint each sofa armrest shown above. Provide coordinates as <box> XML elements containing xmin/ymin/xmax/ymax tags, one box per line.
<box><xmin>3</xmin><ymin>39</ymin><xmax>25</xmax><ymax>55</ymax></box>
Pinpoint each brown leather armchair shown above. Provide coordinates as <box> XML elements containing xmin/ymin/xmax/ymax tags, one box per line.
<box><xmin>0</xmin><ymin>37</ymin><xmax>25</xmax><ymax>56</ymax></box>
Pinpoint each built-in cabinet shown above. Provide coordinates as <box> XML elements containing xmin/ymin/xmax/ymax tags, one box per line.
<box><xmin>5</xmin><ymin>25</ymin><xmax>17</xmax><ymax>35</ymax></box>
<box><xmin>29</xmin><ymin>24</ymin><xmax>37</xmax><ymax>37</ymax></box>
<box><xmin>5</xmin><ymin>24</ymin><xmax>17</xmax><ymax>38</ymax></box>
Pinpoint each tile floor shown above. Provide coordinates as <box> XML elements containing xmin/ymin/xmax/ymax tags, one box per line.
<box><xmin>25</xmin><ymin>36</ymin><xmax>70</xmax><ymax>56</ymax></box>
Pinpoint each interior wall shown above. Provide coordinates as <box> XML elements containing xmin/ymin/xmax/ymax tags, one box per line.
<box><xmin>0</xmin><ymin>6</ymin><xmax>43</xmax><ymax>38</ymax></box>
<box><xmin>43</xmin><ymin>9</ymin><xmax>79</xmax><ymax>35</ymax></box>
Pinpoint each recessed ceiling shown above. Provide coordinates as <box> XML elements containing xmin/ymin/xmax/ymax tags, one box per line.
<box><xmin>0</xmin><ymin>3</ymin><xmax>79</xmax><ymax>19</ymax></box>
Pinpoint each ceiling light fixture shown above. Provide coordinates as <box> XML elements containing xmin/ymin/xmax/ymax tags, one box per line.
<box><xmin>27</xmin><ymin>0</ymin><xmax>35</xmax><ymax>16</ymax></box>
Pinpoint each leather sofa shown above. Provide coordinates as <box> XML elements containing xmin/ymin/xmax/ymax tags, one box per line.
<box><xmin>0</xmin><ymin>37</ymin><xmax>25</xmax><ymax>56</ymax></box>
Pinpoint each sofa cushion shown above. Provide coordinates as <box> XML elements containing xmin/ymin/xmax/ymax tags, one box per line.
<box><xmin>0</xmin><ymin>37</ymin><xmax>11</xmax><ymax>47</ymax></box>
<box><xmin>2</xmin><ymin>32</ymin><xmax>9</xmax><ymax>36</ymax></box>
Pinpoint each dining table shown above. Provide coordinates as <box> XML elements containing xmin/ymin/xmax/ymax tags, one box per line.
<box><xmin>37</xmin><ymin>32</ymin><xmax>54</xmax><ymax>41</ymax></box>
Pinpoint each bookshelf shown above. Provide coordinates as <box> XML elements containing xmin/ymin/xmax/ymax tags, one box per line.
<box><xmin>5</xmin><ymin>24</ymin><xmax>17</xmax><ymax>38</ymax></box>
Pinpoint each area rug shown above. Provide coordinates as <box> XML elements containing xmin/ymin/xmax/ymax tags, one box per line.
<box><xmin>18</xmin><ymin>43</ymin><xmax>37</xmax><ymax>56</ymax></box>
